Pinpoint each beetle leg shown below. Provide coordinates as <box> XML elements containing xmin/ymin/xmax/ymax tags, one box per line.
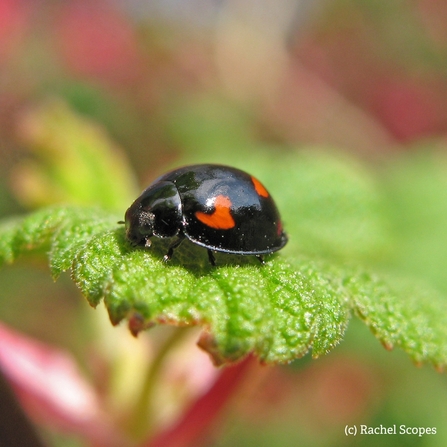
<box><xmin>207</xmin><ymin>249</ymin><xmax>216</xmax><ymax>266</ymax></box>
<box><xmin>163</xmin><ymin>237</ymin><xmax>184</xmax><ymax>262</ymax></box>
<box><xmin>255</xmin><ymin>255</ymin><xmax>265</xmax><ymax>265</ymax></box>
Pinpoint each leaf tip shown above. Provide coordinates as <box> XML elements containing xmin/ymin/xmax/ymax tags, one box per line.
<box><xmin>106</xmin><ymin>304</ymin><xmax>130</xmax><ymax>326</ymax></box>
<box><xmin>127</xmin><ymin>313</ymin><xmax>155</xmax><ymax>337</ymax></box>
<box><xmin>381</xmin><ymin>340</ymin><xmax>394</xmax><ymax>351</ymax></box>
<box><xmin>197</xmin><ymin>331</ymin><xmax>247</xmax><ymax>367</ymax></box>
<box><xmin>50</xmin><ymin>267</ymin><xmax>62</xmax><ymax>281</ymax></box>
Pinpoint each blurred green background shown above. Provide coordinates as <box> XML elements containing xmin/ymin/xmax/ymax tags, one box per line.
<box><xmin>1</xmin><ymin>0</ymin><xmax>447</xmax><ymax>446</ymax></box>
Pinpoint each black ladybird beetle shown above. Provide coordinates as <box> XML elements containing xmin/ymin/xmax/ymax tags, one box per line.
<box><xmin>124</xmin><ymin>164</ymin><xmax>288</xmax><ymax>265</ymax></box>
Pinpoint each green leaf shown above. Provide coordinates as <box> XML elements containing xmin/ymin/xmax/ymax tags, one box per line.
<box><xmin>345</xmin><ymin>271</ymin><xmax>447</xmax><ymax>370</ymax></box>
<box><xmin>0</xmin><ymin>205</ymin><xmax>350</xmax><ymax>364</ymax></box>
<box><xmin>101</xmin><ymin>255</ymin><xmax>350</xmax><ymax>364</ymax></box>
<box><xmin>1</xmin><ymin>203</ymin><xmax>447</xmax><ymax>369</ymax></box>
<box><xmin>0</xmin><ymin>218</ymin><xmax>20</xmax><ymax>265</ymax></box>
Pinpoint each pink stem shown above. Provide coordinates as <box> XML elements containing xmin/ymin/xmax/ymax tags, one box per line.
<box><xmin>145</xmin><ymin>356</ymin><xmax>255</xmax><ymax>447</ymax></box>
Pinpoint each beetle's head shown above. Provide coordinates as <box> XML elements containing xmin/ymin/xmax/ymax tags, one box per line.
<box><xmin>124</xmin><ymin>205</ymin><xmax>154</xmax><ymax>247</ymax></box>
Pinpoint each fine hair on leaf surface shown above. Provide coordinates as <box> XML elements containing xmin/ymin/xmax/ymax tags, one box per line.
<box><xmin>1</xmin><ymin>201</ymin><xmax>447</xmax><ymax>369</ymax></box>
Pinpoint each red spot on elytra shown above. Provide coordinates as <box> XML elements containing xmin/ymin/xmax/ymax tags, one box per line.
<box><xmin>251</xmin><ymin>176</ymin><xmax>269</xmax><ymax>198</ymax></box>
<box><xmin>276</xmin><ymin>219</ymin><xmax>283</xmax><ymax>236</ymax></box>
<box><xmin>195</xmin><ymin>195</ymin><xmax>235</xmax><ymax>230</ymax></box>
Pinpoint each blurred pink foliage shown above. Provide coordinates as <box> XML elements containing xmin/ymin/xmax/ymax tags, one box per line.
<box><xmin>54</xmin><ymin>1</ymin><xmax>143</xmax><ymax>84</ymax></box>
<box><xmin>368</xmin><ymin>77</ymin><xmax>446</xmax><ymax>141</ymax></box>
<box><xmin>294</xmin><ymin>0</ymin><xmax>447</xmax><ymax>143</ymax></box>
<box><xmin>0</xmin><ymin>322</ymin><xmax>123</xmax><ymax>446</ymax></box>
<box><xmin>0</xmin><ymin>0</ymin><xmax>30</xmax><ymax>63</ymax></box>
<box><xmin>0</xmin><ymin>321</ymin><xmax>249</xmax><ymax>447</ymax></box>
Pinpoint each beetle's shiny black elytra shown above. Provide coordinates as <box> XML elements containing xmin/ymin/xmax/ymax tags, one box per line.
<box><xmin>124</xmin><ymin>164</ymin><xmax>288</xmax><ymax>265</ymax></box>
